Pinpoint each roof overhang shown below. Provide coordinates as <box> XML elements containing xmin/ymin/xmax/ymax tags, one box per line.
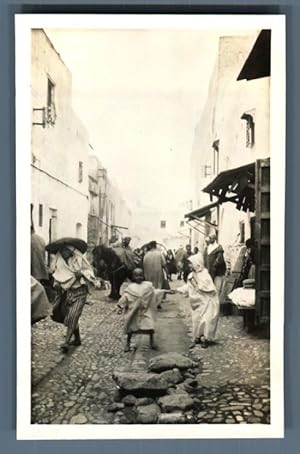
<box><xmin>184</xmin><ymin>200</ymin><xmax>219</xmax><ymax>221</ymax></box>
<box><xmin>202</xmin><ymin>162</ymin><xmax>255</xmax><ymax>213</ymax></box>
<box><xmin>237</xmin><ymin>30</ymin><xmax>271</xmax><ymax>81</ymax></box>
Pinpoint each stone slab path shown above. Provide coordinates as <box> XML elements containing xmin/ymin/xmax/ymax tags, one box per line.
<box><xmin>31</xmin><ymin>281</ymin><xmax>270</xmax><ymax>424</ymax></box>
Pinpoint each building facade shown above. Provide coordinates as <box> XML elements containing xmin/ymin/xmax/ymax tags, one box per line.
<box><xmin>131</xmin><ymin>201</ymin><xmax>192</xmax><ymax>251</ymax></box>
<box><xmin>189</xmin><ymin>32</ymin><xmax>270</xmax><ymax>266</ymax></box>
<box><xmin>31</xmin><ymin>29</ymin><xmax>90</xmax><ymax>243</ymax></box>
<box><xmin>88</xmin><ymin>153</ymin><xmax>132</xmax><ymax>248</ymax></box>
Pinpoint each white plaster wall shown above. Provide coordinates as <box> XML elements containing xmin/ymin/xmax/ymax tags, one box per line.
<box><xmin>31</xmin><ymin>29</ymin><xmax>89</xmax><ymax>242</ymax></box>
<box><xmin>31</xmin><ymin>167</ymin><xmax>89</xmax><ymax>242</ymax></box>
<box><xmin>190</xmin><ymin>33</ymin><xmax>270</xmax><ymax>265</ymax></box>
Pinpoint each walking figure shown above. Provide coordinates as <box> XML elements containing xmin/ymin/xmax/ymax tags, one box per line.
<box><xmin>117</xmin><ymin>268</ymin><xmax>170</xmax><ymax>352</ymax></box>
<box><xmin>176</xmin><ymin>254</ymin><xmax>219</xmax><ymax>349</ymax></box>
<box><xmin>50</xmin><ymin>242</ymin><xmax>100</xmax><ymax>353</ymax></box>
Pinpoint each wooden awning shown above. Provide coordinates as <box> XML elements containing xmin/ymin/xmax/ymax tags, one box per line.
<box><xmin>202</xmin><ymin>162</ymin><xmax>255</xmax><ymax>213</ymax></box>
<box><xmin>185</xmin><ymin>201</ymin><xmax>219</xmax><ymax>221</ymax></box>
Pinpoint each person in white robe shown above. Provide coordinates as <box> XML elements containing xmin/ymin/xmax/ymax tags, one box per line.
<box><xmin>117</xmin><ymin>268</ymin><xmax>168</xmax><ymax>352</ymax></box>
<box><xmin>176</xmin><ymin>253</ymin><xmax>220</xmax><ymax>349</ymax></box>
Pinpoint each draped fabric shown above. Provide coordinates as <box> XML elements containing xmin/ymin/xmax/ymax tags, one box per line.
<box><xmin>203</xmin><ymin>244</ymin><xmax>226</xmax><ymax>279</ymax></box>
<box><xmin>52</xmin><ymin>285</ymin><xmax>88</xmax><ymax>329</ymax></box>
<box><xmin>31</xmin><ymin>276</ymin><xmax>51</xmax><ymax>324</ymax></box>
<box><xmin>52</xmin><ymin>247</ymin><xmax>96</xmax><ymax>291</ymax></box>
<box><xmin>51</xmin><ymin>246</ymin><xmax>95</xmax><ymax>330</ymax></box>
<box><xmin>177</xmin><ymin>254</ymin><xmax>220</xmax><ymax>341</ymax></box>
<box><xmin>31</xmin><ymin>233</ymin><xmax>48</xmax><ymax>281</ymax></box>
<box><xmin>143</xmin><ymin>250</ymin><xmax>166</xmax><ymax>289</ymax></box>
<box><xmin>118</xmin><ymin>281</ymin><xmax>162</xmax><ymax>334</ymax></box>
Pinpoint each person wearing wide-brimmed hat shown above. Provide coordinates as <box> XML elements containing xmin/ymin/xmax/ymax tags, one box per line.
<box><xmin>48</xmin><ymin>240</ymin><xmax>99</xmax><ymax>353</ymax></box>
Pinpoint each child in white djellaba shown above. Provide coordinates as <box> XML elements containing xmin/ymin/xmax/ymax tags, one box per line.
<box><xmin>175</xmin><ymin>253</ymin><xmax>220</xmax><ymax>349</ymax></box>
<box><xmin>117</xmin><ymin>268</ymin><xmax>171</xmax><ymax>352</ymax></box>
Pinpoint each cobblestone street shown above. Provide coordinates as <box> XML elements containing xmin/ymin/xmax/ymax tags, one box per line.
<box><xmin>31</xmin><ymin>282</ymin><xmax>270</xmax><ymax>424</ymax></box>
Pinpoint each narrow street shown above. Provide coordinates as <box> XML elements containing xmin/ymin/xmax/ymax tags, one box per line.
<box><xmin>31</xmin><ymin>281</ymin><xmax>270</xmax><ymax>424</ymax></box>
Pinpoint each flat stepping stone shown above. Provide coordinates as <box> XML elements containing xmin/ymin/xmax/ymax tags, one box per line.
<box><xmin>113</xmin><ymin>371</ymin><xmax>169</xmax><ymax>396</ymax></box>
<box><xmin>148</xmin><ymin>353</ymin><xmax>195</xmax><ymax>372</ymax></box>
<box><xmin>158</xmin><ymin>394</ymin><xmax>194</xmax><ymax>412</ymax></box>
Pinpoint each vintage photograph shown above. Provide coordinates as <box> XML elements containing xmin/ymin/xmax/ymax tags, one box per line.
<box><xmin>16</xmin><ymin>15</ymin><xmax>285</xmax><ymax>439</ymax></box>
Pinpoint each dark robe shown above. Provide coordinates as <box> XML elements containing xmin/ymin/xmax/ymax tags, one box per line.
<box><xmin>203</xmin><ymin>245</ymin><xmax>226</xmax><ymax>280</ymax></box>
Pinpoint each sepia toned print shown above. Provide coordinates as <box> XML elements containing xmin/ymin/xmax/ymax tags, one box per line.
<box><xmin>16</xmin><ymin>14</ymin><xmax>285</xmax><ymax>439</ymax></box>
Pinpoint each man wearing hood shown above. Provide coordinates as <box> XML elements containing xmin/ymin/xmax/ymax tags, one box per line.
<box><xmin>203</xmin><ymin>231</ymin><xmax>226</xmax><ymax>295</ymax></box>
<box><xmin>176</xmin><ymin>253</ymin><xmax>219</xmax><ymax>348</ymax></box>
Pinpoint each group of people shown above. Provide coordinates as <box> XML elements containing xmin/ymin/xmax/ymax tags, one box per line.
<box><xmin>31</xmin><ymin>226</ymin><xmax>228</xmax><ymax>354</ymax></box>
<box><xmin>117</xmin><ymin>232</ymin><xmax>227</xmax><ymax>352</ymax></box>
<box><xmin>117</xmin><ymin>253</ymin><xmax>221</xmax><ymax>352</ymax></box>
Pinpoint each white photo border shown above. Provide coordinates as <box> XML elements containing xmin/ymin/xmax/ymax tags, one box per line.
<box><xmin>15</xmin><ymin>13</ymin><xmax>286</xmax><ymax>440</ymax></box>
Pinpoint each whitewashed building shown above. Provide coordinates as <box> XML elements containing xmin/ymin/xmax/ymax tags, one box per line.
<box><xmin>187</xmin><ymin>30</ymin><xmax>271</xmax><ymax>325</ymax></box>
<box><xmin>31</xmin><ymin>29</ymin><xmax>90</xmax><ymax>243</ymax></box>
<box><xmin>188</xmin><ymin>31</ymin><xmax>270</xmax><ymax>262</ymax></box>
<box><xmin>131</xmin><ymin>201</ymin><xmax>192</xmax><ymax>251</ymax></box>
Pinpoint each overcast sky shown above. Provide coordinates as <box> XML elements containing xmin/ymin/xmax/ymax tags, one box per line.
<box><xmin>45</xmin><ymin>28</ymin><xmax>252</xmax><ymax>212</ymax></box>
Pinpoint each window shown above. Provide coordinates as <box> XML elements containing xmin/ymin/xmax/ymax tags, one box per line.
<box><xmin>160</xmin><ymin>220</ymin><xmax>166</xmax><ymax>229</ymax></box>
<box><xmin>180</xmin><ymin>220</ymin><xmax>185</xmax><ymax>227</ymax></box>
<box><xmin>47</xmin><ymin>78</ymin><xmax>55</xmax><ymax>107</ymax></box>
<box><xmin>38</xmin><ymin>204</ymin><xmax>43</xmax><ymax>227</ymax></box>
<box><xmin>49</xmin><ymin>209</ymin><xmax>58</xmax><ymax>243</ymax></box>
<box><xmin>90</xmin><ymin>194</ymin><xmax>98</xmax><ymax>215</ymax></box>
<box><xmin>78</xmin><ymin>161</ymin><xmax>83</xmax><ymax>183</ymax></box>
<box><xmin>241</xmin><ymin>113</ymin><xmax>255</xmax><ymax>148</ymax></box>
<box><xmin>212</xmin><ymin>140</ymin><xmax>219</xmax><ymax>175</ymax></box>
<box><xmin>76</xmin><ymin>223</ymin><xmax>83</xmax><ymax>238</ymax></box>
<box><xmin>46</xmin><ymin>77</ymin><xmax>56</xmax><ymax>125</ymax></box>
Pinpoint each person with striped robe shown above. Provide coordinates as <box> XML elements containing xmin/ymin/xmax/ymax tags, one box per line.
<box><xmin>51</xmin><ymin>245</ymin><xmax>99</xmax><ymax>353</ymax></box>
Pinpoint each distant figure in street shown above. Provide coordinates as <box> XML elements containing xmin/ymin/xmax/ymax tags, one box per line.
<box><xmin>176</xmin><ymin>253</ymin><xmax>219</xmax><ymax>349</ymax></box>
<box><xmin>109</xmin><ymin>234</ymin><xmax>122</xmax><ymax>248</ymax></box>
<box><xmin>175</xmin><ymin>245</ymin><xmax>186</xmax><ymax>280</ymax></box>
<box><xmin>194</xmin><ymin>246</ymin><xmax>199</xmax><ymax>255</ymax></box>
<box><xmin>117</xmin><ymin>268</ymin><xmax>168</xmax><ymax>352</ymax></box>
<box><xmin>121</xmin><ymin>236</ymin><xmax>139</xmax><ymax>275</ymax></box>
<box><xmin>133</xmin><ymin>247</ymin><xmax>144</xmax><ymax>269</ymax></box>
<box><xmin>143</xmin><ymin>241</ymin><xmax>167</xmax><ymax>290</ymax></box>
<box><xmin>51</xmin><ymin>245</ymin><xmax>100</xmax><ymax>353</ymax></box>
<box><xmin>236</xmin><ymin>238</ymin><xmax>256</xmax><ymax>287</ymax></box>
<box><xmin>31</xmin><ymin>226</ymin><xmax>49</xmax><ymax>283</ymax></box>
<box><xmin>182</xmin><ymin>244</ymin><xmax>193</xmax><ymax>283</ymax></box>
<box><xmin>165</xmin><ymin>249</ymin><xmax>177</xmax><ymax>281</ymax></box>
<box><xmin>203</xmin><ymin>231</ymin><xmax>226</xmax><ymax>295</ymax></box>
<box><xmin>122</xmin><ymin>236</ymin><xmax>132</xmax><ymax>250</ymax></box>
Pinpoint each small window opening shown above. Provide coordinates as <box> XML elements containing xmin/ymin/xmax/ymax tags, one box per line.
<box><xmin>241</xmin><ymin>113</ymin><xmax>255</xmax><ymax>148</ymax></box>
<box><xmin>78</xmin><ymin>161</ymin><xmax>83</xmax><ymax>183</ymax></box>
<box><xmin>38</xmin><ymin>204</ymin><xmax>43</xmax><ymax>227</ymax></box>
